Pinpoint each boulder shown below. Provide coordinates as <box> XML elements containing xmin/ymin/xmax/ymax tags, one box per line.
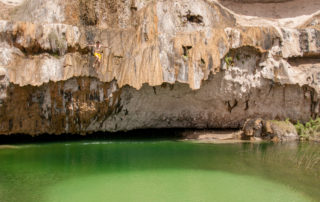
<box><xmin>242</xmin><ymin>118</ymin><xmax>299</xmax><ymax>141</ymax></box>
<box><xmin>243</xmin><ymin>118</ymin><xmax>263</xmax><ymax>138</ymax></box>
<box><xmin>269</xmin><ymin>120</ymin><xmax>299</xmax><ymax>141</ymax></box>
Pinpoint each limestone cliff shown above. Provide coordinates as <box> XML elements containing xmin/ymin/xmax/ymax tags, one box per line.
<box><xmin>0</xmin><ymin>0</ymin><xmax>319</xmax><ymax>135</ymax></box>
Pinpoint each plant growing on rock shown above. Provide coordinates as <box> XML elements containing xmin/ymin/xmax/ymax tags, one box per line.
<box><xmin>295</xmin><ymin>118</ymin><xmax>320</xmax><ymax>141</ymax></box>
<box><xmin>224</xmin><ymin>56</ymin><xmax>233</xmax><ymax>68</ymax></box>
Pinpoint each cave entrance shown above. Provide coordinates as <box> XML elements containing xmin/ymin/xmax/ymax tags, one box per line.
<box><xmin>0</xmin><ymin>129</ymin><xmax>241</xmax><ymax>144</ymax></box>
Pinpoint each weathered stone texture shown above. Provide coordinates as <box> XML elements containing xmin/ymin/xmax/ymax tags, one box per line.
<box><xmin>0</xmin><ymin>0</ymin><xmax>319</xmax><ymax>135</ymax></box>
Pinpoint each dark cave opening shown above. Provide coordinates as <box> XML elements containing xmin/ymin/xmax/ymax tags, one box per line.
<box><xmin>0</xmin><ymin>128</ymin><xmax>241</xmax><ymax>144</ymax></box>
<box><xmin>0</xmin><ymin>129</ymin><xmax>185</xmax><ymax>144</ymax></box>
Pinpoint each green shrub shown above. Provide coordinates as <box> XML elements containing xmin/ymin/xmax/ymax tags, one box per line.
<box><xmin>295</xmin><ymin>118</ymin><xmax>320</xmax><ymax>140</ymax></box>
<box><xmin>224</xmin><ymin>56</ymin><xmax>233</xmax><ymax>68</ymax></box>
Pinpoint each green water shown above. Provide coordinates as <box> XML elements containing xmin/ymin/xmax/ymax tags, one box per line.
<box><xmin>0</xmin><ymin>141</ymin><xmax>320</xmax><ymax>202</ymax></box>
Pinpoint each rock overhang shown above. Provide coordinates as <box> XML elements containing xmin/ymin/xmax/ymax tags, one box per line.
<box><xmin>0</xmin><ymin>0</ymin><xmax>319</xmax><ymax>134</ymax></box>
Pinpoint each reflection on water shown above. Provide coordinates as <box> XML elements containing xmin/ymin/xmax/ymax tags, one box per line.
<box><xmin>0</xmin><ymin>141</ymin><xmax>319</xmax><ymax>202</ymax></box>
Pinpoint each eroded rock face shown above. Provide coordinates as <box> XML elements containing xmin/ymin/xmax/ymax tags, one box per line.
<box><xmin>0</xmin><ymin>0</ymin><xmax>319</xmax><ymax>135</ymax></box>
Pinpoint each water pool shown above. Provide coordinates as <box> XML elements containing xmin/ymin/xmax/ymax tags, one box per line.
<box><xmin>0</xmin><ymin>141</ymin><xmax>319</xmax><ymax>202</ymax></box>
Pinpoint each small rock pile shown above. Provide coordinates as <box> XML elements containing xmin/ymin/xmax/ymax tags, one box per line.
<box><xmin>242</xmin><ymin>118</ymin><xmax>299</xmax><ymax>141</ymax></box>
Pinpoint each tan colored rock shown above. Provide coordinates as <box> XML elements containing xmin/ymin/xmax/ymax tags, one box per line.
<box><xmin>269</xmin><ymin>120</ymin><xmax>299</xmax><ymax>141</ymax></box>
<box><xmin>243</xmin><ymin>118</ymin><xmax>263</xmax><ymax>138</ymax></box>
<box><xmin>263</xmin><ymin>120</ymin><xmax>273</xmax><ymax>135</ymax></box>
<box><xmin>0</xmin><ymin>0</ymin><xmax>319</xmax><ymax>135</ymax></box>
<box><xmin>242</xmin><ymin>118</ymin><xmax>298</xmax><ymax>141</ymax></box>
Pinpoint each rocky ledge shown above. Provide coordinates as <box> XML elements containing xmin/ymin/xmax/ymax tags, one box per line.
<box><xmin>182</xmin><ymin>118</ymin><xmax>299</xmax><ymax>143</ymax></box>
<box><xmin>0</xmin><ymin>0</ymin><xmax>320</xmax><ymax>135</ymax></box>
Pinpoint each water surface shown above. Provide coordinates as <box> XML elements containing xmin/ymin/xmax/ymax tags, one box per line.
<box><xmin>0</xmin><ymin>141</ymin><xmax>319</xmax><ymax>202</ymax></box>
